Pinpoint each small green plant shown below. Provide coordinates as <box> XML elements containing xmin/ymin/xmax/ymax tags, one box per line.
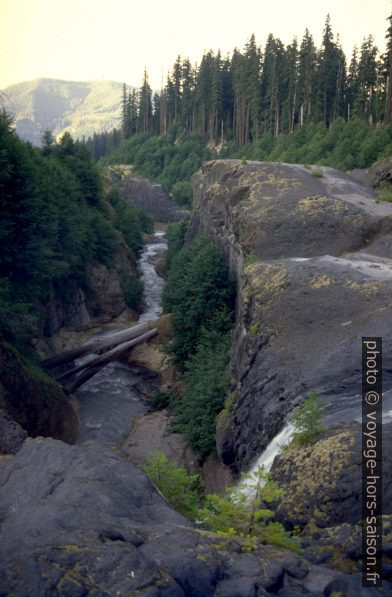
<box><xmin>291</xmin><ymin>388</ymin><xmax>326</xmax><ymax>446</ymax></box>
<box><xmin>303</xmin><ymin>163</ymin><xmax>311</xmax><ymax>169</ymax></box>
<box><xmin>376</xmin><ymin>185</ymin><xmax>392</xmax><ymax>203</ymax></box>
<box><xmin>241</xmin><ymin>156</ymin><xmax>248</xmax><ymax>165</ymax></box>
<box><xmin>311</xmin><ymin>170</ymin><xmax>323</xmax><ymax>178</ymax></box>
<box><xmin>144</xmin><ymin>451</ymin><xmax>201</xmax><ymax>520</ymax></box>
<box><xmin>198</xmin><ymin>466</ymin><xmax>301</xmax><ymax>553</ymax></box>
<box><xmin>245</xmin><ymin>253</ymin><xmax>258</xmax><ymax>267</ymax></box>
<box><xmin>223</xmin><ymin>391</ymin><xmax>238</xmax><ymax>416</ymax></box>
<box><xmin>249</xmin><ymin>321</ymin><xmax>260</xmax><ymax>336</ymax></box>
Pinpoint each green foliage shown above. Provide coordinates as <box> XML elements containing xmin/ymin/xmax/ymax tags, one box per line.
<box><xmin>173</xmin><ymin>322</ymin><xmax>232</xmax><ymax>456</ymax></box>
<box><xmin>101</xmin><ymin>129</ymin><xmax>212</xmax><ymax>207</ymax></box>
<box><xmin>143</xmin><ymin>451</ymin><xmax>200</xmax><ymax>519</ymax></box>
<box><xmin>376</xmin><ymin>184</ymin><xmax>392</xmax><ymax>203</ymax></box>
<box><xmin>120</xmin><ymin>274</ymin><xmax>144</xmax><ymax>311</ymax></box>
<box><xmin>162</xmin><ymin>234</ymin><xmax>235</xmax><ymax>456</ymax></box>
<box><xmin>198</xmin><ymin>466</ymin><xmax>301</xmax><ymax>553</ymax></box>
<box><xmin>0</xmin><ymin>112</ymin><xmax>148</xmax><ymax>352</ymax></box>
<box><xmin>311</xmin><ymin>170</ymin><xmax>323</xmax><ymax>178</ymax></box>
<box><xmin>162</xmin><ymin>234</ymin><xmax>235</xmax><ymax>367</ymax></box>
<box><xmin>152</xmin><ymin>388</ymin><xmax>176</xmax><ymax>410</ymax></box>
<box><xmin>228</xmin><ymin>118</ymin><xmax>392</xmax><ymax>171</ymax></box>
<box><xmin>165</xmin><ymin>219</ymin><xmax>188</xmax><ymax>273</ymax></box>
<box><xmin>244</xmin><ymin>253</ymin><xmax>258</xmax><ymax>267</ymax></box>
<box><xmin>291</xmin><ymin>388</ymin><xmax>326</xmax><ymax>446</ymax></box>
<box><xmin>171</xmin><ymin>180</ymin><xmax>193</xmax><ymax>209</ymax></box>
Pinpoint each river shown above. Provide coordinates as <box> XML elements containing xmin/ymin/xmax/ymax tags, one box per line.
<box><xmin>75</xmin><ymin>231</ymin><xmax>166</xmax><ymax>447</ymax></box>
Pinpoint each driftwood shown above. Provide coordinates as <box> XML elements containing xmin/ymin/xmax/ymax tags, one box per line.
<box><xmin>43</xmin><ymin>322</ymin><xmax>154</xmax><ymax>369</ymax></box>
<box><xmin>62</xmin><ymin>328</ymin><xmax>158</xmax><ymax>394</ymax></box>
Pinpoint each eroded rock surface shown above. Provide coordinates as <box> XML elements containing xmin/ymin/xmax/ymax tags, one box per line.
<box><xmin>0</xmin><ymin>437</ymin><xmax>387</xmax><ymax>596</ymax></box>
<box><xmin>191</xmin><ymin>160</ymin><xmax>392</xmax><ymax>471</ymax></box>
<box><xmin>0</xmin><ymin>342</ymin><xmax>79</xmax><ymax>443</ymax></box>
<box><xmin>0</xmin><ymin>408</ymin><xmax>27</xmax><ymax>454</ymax></box>
<box><xmin>270</xmin><ymin>423</ymin><xmax>392</xmax><ymax>528</ymax></box>
<box><xmin>122</xmin><ymin>173</ymin><xmax>185</xmax><ymax>222</ymax></box>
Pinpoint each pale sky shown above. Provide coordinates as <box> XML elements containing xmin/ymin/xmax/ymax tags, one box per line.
<box><xmin>0</xmin><ymin>0</ymin><xmax>390</xmax><ymax>90</ymax></box>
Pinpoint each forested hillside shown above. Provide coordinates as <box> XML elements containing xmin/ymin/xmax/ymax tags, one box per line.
<box><xmin>85</xmin><ymin>14</ymin><xmax>392</xmax><ymax>199</ymax></box>
<box><xmin>0</xmin><ymin>112</ymin><xmax>151</xmax><ymax>356</ymax></box>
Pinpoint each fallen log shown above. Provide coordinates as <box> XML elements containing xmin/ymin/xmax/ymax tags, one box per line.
<box><xmin>43</xmin><ymin>322</ymin><xmax>154</xmax><ymax>369</ymax></box>
<box><xmin>62</xmin><ymin>328</ymin><xmax>158</xmax><ymax>394</ymax></box>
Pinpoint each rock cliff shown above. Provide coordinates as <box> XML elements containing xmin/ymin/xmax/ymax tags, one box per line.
<box><xmin>107</xmin><ymin>166</ymin><xmax>186</xmax><ymax>222</ymax></box>
<box><xmin>191</xmin><ymin>160</ymin><xmax>392</xmax><ymax>472</ymax></box>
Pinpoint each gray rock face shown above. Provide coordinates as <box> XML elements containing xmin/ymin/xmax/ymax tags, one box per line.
<box><xmin>0</xmin><ymin>437</ymin><xmax>386</xmax><ymax>595</ymax></box>
<box><xmin>271</xmin><ymin>423</ymin><xmax>392</xmax><ymax>528</ymax></box>
<box><xmin>122</xmin><ymin>175</ymin><xmax>185</xmax><ymax>222</ymax></box>
<box><xmin>0</xmin><ymin>342</ymin><xmax>79</xmax><ymax>443</ymax></box>
<box><xmin>0</xmin><ymin>408</ymin><xmax>27</xmax><ymax>454</ymax></box>
<box><xmin>191</xmin><ymin>160</ymin><xmax>392</xmax><ymax>472</ymax></box>
<box><xmin>368</xmin><ymin>156</ymin><xmax>392</xmax><ymax>187</ymax></box>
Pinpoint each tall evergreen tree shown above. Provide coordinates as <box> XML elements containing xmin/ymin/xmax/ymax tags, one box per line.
<box><xmin>138</xmin><ymin>70</ymin><xmax>153</xmax><ymax>133</ymax></box>
<box><xmin>384</xmin><ymin>12</ymin><xmax>392</xmax><ymax>123</ymax></box>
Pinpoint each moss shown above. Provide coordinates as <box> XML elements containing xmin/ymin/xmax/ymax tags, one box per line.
<box><xmin>344</xmin><ymin>280</ymin><xmax>380</xmax><ymax>296</ymax></box>
<box><xmin>273</xmin><ymin>431</ymin><xmax>356</xmax><ymax>526</ymax></box>
<box><xmin>249</xmin><ymin>321</ymin><xmax>260</xmax><ymax>336</ymax></box>
<box><xmin>311</xmin><ymin>170</ymin><xmax>323</xmax><ymax>178</ymax></box>
<box><xmin>310</xmin><ymin>275</ymin><xmax>334</xmax><ymax>289</ymax></box>
<box><xmin>223</xmin><ymin>391</ymin><xmax>238</xmax><ymax>416</ymax></box>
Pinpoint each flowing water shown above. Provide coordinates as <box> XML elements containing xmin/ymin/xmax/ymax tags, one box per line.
<box><xmin>75</xmin><ymin>231</ymin><xmax>166</xmax><ymax>447</ymax></box>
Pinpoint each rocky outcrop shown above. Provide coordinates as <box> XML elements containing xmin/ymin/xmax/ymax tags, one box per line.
<box><xmin>0</xmin><ymin>408</ymin><xmax>27</xmax><ymax>454</ymax></box>
<box><xmin>38</xmin><ymin>241</ymin><xmax>137</xmax><ymax>356</ymax></box>
<box><xmin>0</xmin><ymin>436</ymin><xmax>387</xmax><ymax>596</ymax></box>
<box><xmin>0</xmin><ymin>341</ymin><xmax>79</xmax><ymax>443</ymax></box>
<box><xmin>191</xmin><ymin>160</ymin><xmax>392</xmax><ymax>472</ymax></box>
<box><xmin>270</xmin><ymin>423</ymin><xmax>392</xmax><ymax>528</ymax></box>
<box><xmin>367</xmin><ymin>156</ymin><xmax>392</xmax><ymax>187</ymax></box>
<box><xmin>107</xmin><ymin>166</ymin><xmax>186</xmax><ymax>222</ymax></box>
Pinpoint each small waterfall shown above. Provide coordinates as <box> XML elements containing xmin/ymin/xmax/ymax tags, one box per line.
<box><xmin>238</xmin><ymin>423</ymin><xmax>294</xmax><ymax>498</ymax></box>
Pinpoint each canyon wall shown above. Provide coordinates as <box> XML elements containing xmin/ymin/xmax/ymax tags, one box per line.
<box><xmin>191</xmin><ymin>160</ymin><xmax>392</xmax><ymax>472</ymax></box>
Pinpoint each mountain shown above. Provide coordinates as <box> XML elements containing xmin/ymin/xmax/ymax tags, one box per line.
<box><xmin>1</xmin><ymin>78</ymin><xmax>132</xmax><ymax>145</ymax></box>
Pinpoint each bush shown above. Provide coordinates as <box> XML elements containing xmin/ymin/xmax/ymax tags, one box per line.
<box><xmin>198</xmin><ymin>466</ymin><xmax>301</xmax><ymax>553</ymax></box>
<box><xmin>144</xmin><ymin>451</ymin><xmax>200</xmax><ymax>519</ymax></box>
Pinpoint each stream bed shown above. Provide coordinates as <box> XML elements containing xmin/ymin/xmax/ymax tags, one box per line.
<box><xmin>75</xmin><ymin>231</ymin><xmax>166</xmax><ymax>447</ymax></box>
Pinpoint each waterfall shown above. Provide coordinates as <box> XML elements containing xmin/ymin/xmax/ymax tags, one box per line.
<box><xmin>238</xmin><ymin>423</ymin><xmax>294</xmax><ymax>498</ymax></box>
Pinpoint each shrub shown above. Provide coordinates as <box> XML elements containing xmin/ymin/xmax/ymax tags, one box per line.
<box><xmin>144</xmin><ymin>451</ymin><xmax>200</xmax><ymax>519</ymax></box>
<box><xmin>198</xmin><ymin>466</ymin><xmax>301</xmax><ymax>553</ymax></box>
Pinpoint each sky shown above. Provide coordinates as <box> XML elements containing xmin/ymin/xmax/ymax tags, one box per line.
<box><xmin>0</xmin><ymin>0</ymin><xmax>390</xmax><ymax>90</ymax></box>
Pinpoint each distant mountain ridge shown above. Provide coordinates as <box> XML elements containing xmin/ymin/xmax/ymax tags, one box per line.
<box><xmin>1</xmin><ymin>78</ymin><xmax>133</xmax><ymax>145</ymax></box>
